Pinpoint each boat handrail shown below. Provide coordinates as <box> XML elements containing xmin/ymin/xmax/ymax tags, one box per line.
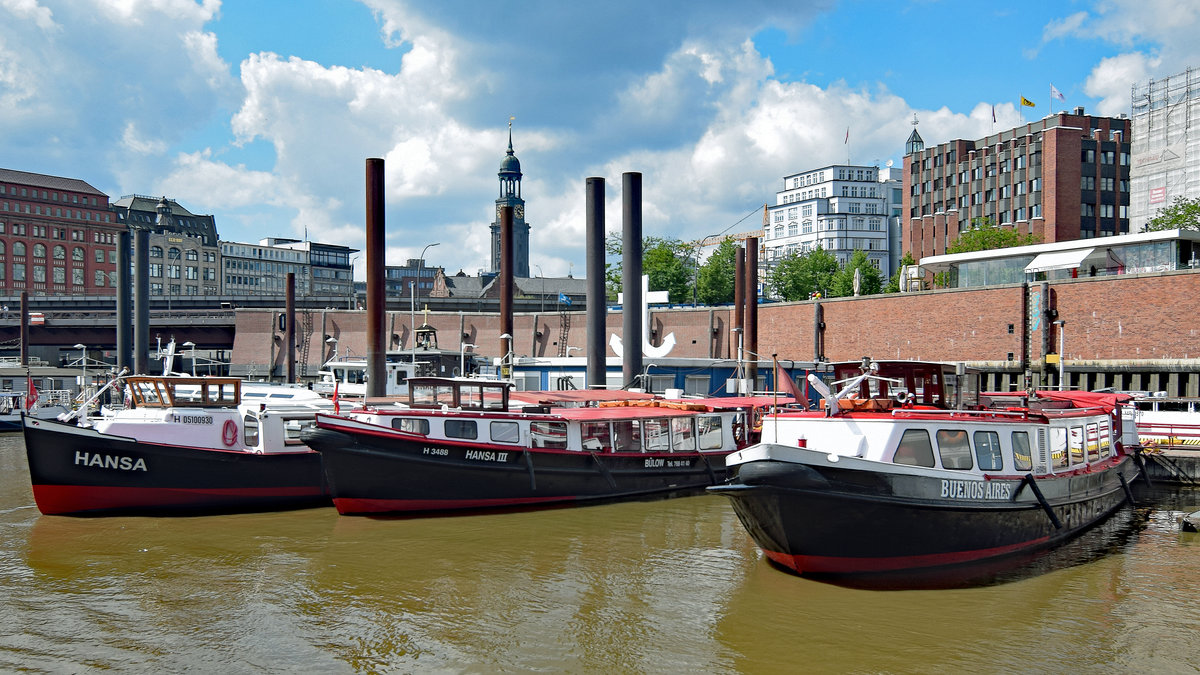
<box><xmin>890</xmin><ymin>408</ymin><xmax>1035</xmax><ymax>420</ymax></box>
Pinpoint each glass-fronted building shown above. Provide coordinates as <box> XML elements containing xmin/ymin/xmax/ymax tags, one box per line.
<box><xmin>918</xmin><ymin>229</ymin><xmax>1200</xmax><ymax>289</ymax></box>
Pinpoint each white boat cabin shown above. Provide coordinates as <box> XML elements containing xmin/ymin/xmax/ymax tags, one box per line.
<box><xmin>340</xmin><ymin>377</ymin><xmax>753</xmax><ymax>455</ymax></box>
<box><xmin>97</xmin><ymin>376</ymin><xmax>323</xmax><ymax>454</ymax></box>
<box><xmin>314</xmin><ymin>358</ymin><xmax>419</xmax><ymax>398</ymax></box>
<box><xmin>765</xmin><ymin>360</ymin><xmax>1125</xmax><ymax>479</ymax></box>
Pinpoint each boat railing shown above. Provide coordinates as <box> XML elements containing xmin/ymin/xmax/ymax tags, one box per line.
<box><xmin>890</xmin><ymin>407</ymin><xmax>1035</xmax><ymax>420</ymax></box>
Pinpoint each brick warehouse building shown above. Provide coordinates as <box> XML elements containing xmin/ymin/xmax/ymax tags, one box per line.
<box><xmin>0</xmin><ymin>168</ymin><xmax>122</xmax><ymax>296</ymax></box>
<box><xmin>903</xmin><ymin>108</ymin><xmax>1131</xmax><ymax>260</ymax></box>
<box><xmin>230</xmin><ymin>267</ymin><xmax>1200</xmax><ymax>397</ymax></box>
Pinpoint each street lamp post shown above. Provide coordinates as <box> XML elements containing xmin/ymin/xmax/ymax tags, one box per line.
<box><xmin>535</xmin><ymin>264</ymin><xmax>544</xmax><ymax>312</ymax></box>
<box><xmin>73</xmin><ymin>343</ymin><xmax>87</xmax><ymax>406</ymax></box>
<box><xmin>1054</xmin><ymin>320</ymin><xmax>1066</xmax><ymax>390</ymax></box>
<box><xmin>460</xmin><ymin>342</ymin><xmax>476</xmax><ymax>377</ymax></box>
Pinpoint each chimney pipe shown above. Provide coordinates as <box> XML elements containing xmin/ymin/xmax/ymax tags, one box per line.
<box><xmin>585</xmin><ymin>177</ymin><xmax>606</xmax><ymax>389</ymax></box>
<box><xmin>116</xmin><ymin>230</ymin><xmax>132</xmax><ymax>373</ymax></box>
<box><xmin>500</xmin><ymin>205</ymin><xmax>514</xmax><ymax>367</ymax></box>
<box><xmin>622</xmin><ymin>172</ymin><xmax>643</xmax><ymax>389</ymax></box>
<box><xmin>285</xmin><ymin>272</ymin><xmax>296</xmax><ymax>384</ymax></box>
<box><xmin>366</xmin><ymin>158</ymin><xmax>386</xmax><ymax>397</ymax></box>
<box><xmin>745</xmin><ymin>236</ymin><xmax>759</xmax><ymax>388</ymax></box>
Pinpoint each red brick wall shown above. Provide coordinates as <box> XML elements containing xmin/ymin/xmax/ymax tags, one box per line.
<box><xmin>233</xmin><ymin>271</ymin><xmax>1200</xmax><ymax>370</ymax></box>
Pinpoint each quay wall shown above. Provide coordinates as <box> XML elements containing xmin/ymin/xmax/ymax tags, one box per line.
<box><xmin>232</xmin><ymin>269</ymin><xmax>1200</xmax><ymax>392</ymax></box>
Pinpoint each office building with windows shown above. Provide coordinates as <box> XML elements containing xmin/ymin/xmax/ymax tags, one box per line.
<box><xmin>111</xmin><ymin>195</ymin><xmax>220</xmax><ymax>297</ymax></box>
<box><xmin>903</xmin><ymin>108</ymin><xmax>1131</xmax><ymax>261</ymax></box>
<box><xmin>763</xmin><ymin>164</ymin><xmax>902</xmax><ymax>279</ymax></box>
<box><xmin>0</xmin><ymin>168</ymin><xmax>122</xmax><ymax>297</ymax></box>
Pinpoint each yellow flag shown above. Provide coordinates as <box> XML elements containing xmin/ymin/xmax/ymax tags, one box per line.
<box><xmin>1020</xmin><ymin>96</ymin><xmax>1036</xmax><ymax>107</ymax></box>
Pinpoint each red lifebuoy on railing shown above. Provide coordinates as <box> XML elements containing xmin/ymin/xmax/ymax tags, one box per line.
<box><xmin>222</xmin><ymin>419</ymin><xmax>238</xmax><ymax>447</ymax></box>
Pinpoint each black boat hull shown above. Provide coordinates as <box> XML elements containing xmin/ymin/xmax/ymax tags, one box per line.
<box><xmin>710</xmin><ymin>452</ymin><xmax>1139</xmax><ymax>575</ymax></box>
<box><xmin>304</xmin><ymin>427</ymin><xmax>731</xmax><ymax>515</ymax></box>
<box><xmin>23</xmin><ymin>418</ymin><xmax>328</xmax><ymax>516</ymax></box>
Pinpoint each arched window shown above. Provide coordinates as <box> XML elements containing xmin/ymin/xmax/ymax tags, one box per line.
<box><xmin>72</xmin><ymin>246</ymin><xmax>84</xmax><ymax>261</ymax></box>
<box><xmin>150</xmin><ymin>246</ymin><xmax>163</xmax><ymax>258</ymax></box>
<box><xmin>13</xmin><ymin>242</ymin><xmax>25</xmax><ymax>257</ymax></box>
<box><xmin>0</xmin><ymin>241</ymin><xmax>6</xmax><ymax>255</ymax></box>
<box><xmin>168</xmin><ymin>247</ymin><xmax>181</xmax><ymax>260</ymax></box>
<box><xmin>32</xmin><ymin>243</ymin><xmax>45</xmax><ymax>258</ymax></box>
<box><xmin>53</xmin><ymin>245</ymin><xmax>65</xmax><ymax>259</ymax></box>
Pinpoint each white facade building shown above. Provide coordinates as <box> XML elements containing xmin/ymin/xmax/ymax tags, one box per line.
<box><xmin>1130</xmin><ymin>67</ymin><xmax>1200</xmax><ymax>231</ymax></box>
<box><xmin>763</xmin><ymin>164</ymin><xmax>903</xmax><ymax>280</ymax></box>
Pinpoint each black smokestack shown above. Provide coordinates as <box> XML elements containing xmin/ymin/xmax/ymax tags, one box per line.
<box><xmin>585</xmin><ymin>177</ymin><xmax>606</xmax><ymax>389</ymax></box>
<box><xmin>622</xmin><ymin>172</ymin><xmax>642</xmax><ymax>389</ymax></box>
<box><xmin>745</xmin><ymin>236</ymin><xmax>758</xmax><ymax>388</ymax></box>
<box><xmin>500</xmin><ymin>205</ymin><xmax>514</xmax><ymax>367</ymax></box>
<box><xmin>134</xmin><ymin>228</ymin><xmax>149</xmax><ymax>375</ymax></box>
<box><xmin>366</xmin><ymin>158</ymin><xmax>386</xmax><ymax>397</ymax></box>
<box><xmin>116</xmin><ymin>230</ymin><xmax>132</xmax><ymax>373</ymax></box>
<box><xmin>285</xmin><ymin>272</ymin><xmax>296</xmax><ymax>384</ymax></box>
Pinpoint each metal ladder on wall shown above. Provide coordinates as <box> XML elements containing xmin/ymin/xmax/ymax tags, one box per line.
<box><xmin>299</xmin><ymin>310</ymin><xmax>314</xmax><ymax>378</ymax></box>
<box><xmin>557</xmin><ymin>308</ymin><xmax>570</xmax><ymax>357</ymax></box>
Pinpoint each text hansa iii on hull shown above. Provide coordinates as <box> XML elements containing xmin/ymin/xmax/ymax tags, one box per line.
<box><xmin>303</xmin><ymin>377</ymin><xmax>789</xmax><ymax>516</ymax></box>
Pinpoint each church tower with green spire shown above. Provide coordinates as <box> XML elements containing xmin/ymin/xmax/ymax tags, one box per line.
<box><xmin>490</xmin><ymin>121</ymin><xmax>530</xmax><ymax>277</ymax></box>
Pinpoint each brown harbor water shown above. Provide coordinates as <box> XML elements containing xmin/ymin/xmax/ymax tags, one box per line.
<box><xmin>3</xmin><ymin>432</ymin><xmax>1199</xmax><ymax>673</ymax></box>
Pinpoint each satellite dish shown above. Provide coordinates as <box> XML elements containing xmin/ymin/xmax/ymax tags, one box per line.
<box><xmin>886</xmin><ymin>159</ymin><xmax>894</xmax><ymax>167</ymax></box>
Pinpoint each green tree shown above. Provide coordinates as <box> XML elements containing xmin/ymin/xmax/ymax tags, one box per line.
<box><xmin>605</xmin><ymin>233</ymin><xmax>696</xmax><ymax>303</ymax></box>
<box><xmin>694</xmin><ymin>237</ymin><xmax>739</xmax><ymax>305</ymax></box>
<box><xmin>831</xmin><ymin>250</ymin><xmax>884</xmax><ymax>297</ymax></box>
<box><xmin>768</xmin><ymin>246</ymin><xmax>838</xmax><ymax>301</ymax></box>
<box><xmin>1143</xmin><ymin>196</ymin><xmax>1200</xmax><ymax>231</ymax></box>
<box><xmin>947</xmin><ymin>218</ymin><xmax>1041</xmax><ymax>253</ymax></box>
<box><xmin>884</xmin><ymin>252</ymin><xmax>917</xmax><ymax>293</ymax></box>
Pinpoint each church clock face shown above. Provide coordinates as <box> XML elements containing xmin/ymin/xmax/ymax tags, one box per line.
<box><xmin>515</xmin><ymin>204</ymin><xmax>524</xmax><ymax>219</ymax></box>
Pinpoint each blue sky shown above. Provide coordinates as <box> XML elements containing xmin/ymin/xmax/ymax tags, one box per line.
<box><xmin>1</xmin><ymin>0</ymin><xmax>1195</xmax><ymax>278</ymax></box>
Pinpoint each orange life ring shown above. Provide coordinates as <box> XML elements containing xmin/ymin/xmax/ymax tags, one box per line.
<box><xmin>222</xmin><ymin>419</ymin><xmax>238</xmax><ymax>447</ymax></box>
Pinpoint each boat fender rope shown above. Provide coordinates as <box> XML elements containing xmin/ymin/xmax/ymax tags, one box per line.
<box><xmin>221</xmin><ymin>419</ymin><xmax>238</xmax><ymax>447</ymax></box>
<box><xmin>589</xmin><ymin>452</ymin><xmax>618</xmax><ymax>489</ymax></box>
<box><xmin>1117</xmin><ymin>471</ymin><xmax>1136</xmax><ymax>506</ymax></box>
<box><xmin>1021</xmin><ymin>473</ymin><xmax>1062</xmax><ymax>530</ymax></box>
<box><xmin>522</xmin><ymin>449</ymin><xmax>537</xmax><ymax>491</ymax></box>
<box><xmin>1132</xmin><ymin>448</ymin><xmax>1153</xmax><ymax>488</ymax></box>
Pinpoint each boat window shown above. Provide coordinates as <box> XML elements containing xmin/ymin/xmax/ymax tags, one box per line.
<box><xmin>936</xmin><ymin>429</ymin><xmax>973</xmax><ymax>470</ymax></box>
<box><xmin>1086</xmin><ymin>423</ymin><xmax>1101</xmax><ymax>462</ymax></box>
<box><xmin>1050</xmin><ymin>428</ymin><xmax>1068</xmax><ymax>469</ymax></box>
<box><xmin>893</xmin><ymin>429</ymin><xmax>934</xmax><ymax>467</ymax></box>
<box><xmin>644</xmin><ymin>419</ymin><xmax>671</xmax><ymax>452</ymax></box>
<box><xmin>133</xmin><ymin>381</ymin><xmax>163</xmax><ymax>406</ymax></box>
<box><xmin>444</xmin><ymin>419</ymin><xmax>477</xmax><ymax>440</ymax></box>
<box><xmin>612</xmin><ymin>421</ymin><xmax>641</xmax><ymax>452</ymax></box>
<box><xmin>973</xmin><ymin>431</ymin><xmax>1003</xmax><ymax>471</ymax></box>
<box><xmin>581</xmin><ymin>422</ymin><xmax>611</xmax><ymax>451</ymax></box>
<box><xmin>671</xmin><ymin>417</ymin><xmax>696</xmax><ymax>452</ymax></box>
<box><xmin>460</xmin><ymin>385</ymin><xmax>485</xmax><ymax>409</ymax></box>
<box><xmin>391</xmin><ymin>417</ymin><xmax>429</xmax><ymax>435</ymax></box>
<box><xmin>490</xmin><ymin>421</ymin><xmax>520</xmax><ymax>444</ymax></box>
<box><xmin>243</xmin><ymin>414</ymin><xmax>259</xmax><ymax>447</ymax></box>
<box><xmin>1069</xmin><ymin>426</ymin><xmax>1085</xmax><ymax>465</ymax></box>
<box><xmin>205</xmin><ymin>382</ymin><xmax>238</xmax><ymax>405</ymax></box>
<box><xmin>1098</xmin><ymin>419</ymin><xmax>1111</xmax><ymax>458</ymax></box>
<box><xmin>1012</xmin><ymin>431</ymin><xmax>1033</xmax><ymax>471</ymax></box>
<box><xmin>530</xmin><ymin>421</ymin><xmax>567</xmax><ymax>449</ymax></box>
<box><xmin>697</xmin><ymin>416</ymin><xmax>723</xmax><ymax>450</ymax></box>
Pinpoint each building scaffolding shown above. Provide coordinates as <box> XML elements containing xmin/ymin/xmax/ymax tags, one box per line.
<box><xmin>1131</xmin><ymin>67</ymin><xmax>1200</xmax><ymax>230</ymax></box>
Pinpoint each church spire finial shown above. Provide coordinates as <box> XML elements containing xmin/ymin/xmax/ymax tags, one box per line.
<box><xmin>507</xmin><ymin>116</ymin><xmax>515</xmax><ymax>154</ymax></box>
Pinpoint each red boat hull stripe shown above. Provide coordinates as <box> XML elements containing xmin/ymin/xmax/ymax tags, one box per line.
<box><xmin>334</xmin><ymin>494</ymin><xmax>572</xmax><ymax>514</ymax></box>
<box><xmin>760</xmin><ymin>535</ymin><xmax>1054</xmax><ymax>574</ymax></box>
<box><xmin>32</xmin><ymin>484</ymin><xmax>324</xmax><ymax>515</ymax></box>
